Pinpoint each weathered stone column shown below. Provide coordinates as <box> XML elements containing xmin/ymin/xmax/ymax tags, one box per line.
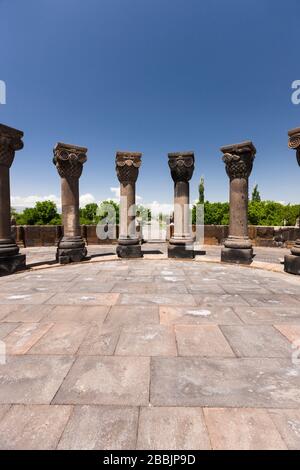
<box><xmin>116</xmin><ymin>151</ymin><xmax>142</xmax><ymax>258</ymax></box>
<box><xmin>221</xmin><ymin>141</ymin><xmax>256</xmax><ymax>264</ymax></box>
<box><xmin>53</xmin><ymin>142</ymin><xmax>87</xmax><ymax>264</ymax></box>
<box><xmin>285</xmin><ymin>127</ymin><xmax>300</xmax><ymax>275</ymax></box>
<box><xmin>0</xmin><ymin>124</ymin><xmax>26</xmax><ymax>275</ymax></box>
<box><xmin>168</xmin><ymin>152</ymin><xmax>195</xmax><ymax>258</ymax></box>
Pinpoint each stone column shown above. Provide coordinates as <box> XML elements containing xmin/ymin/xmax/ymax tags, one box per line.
<box><xmin>53</xmin><ymin>142</ymin><xmax>88</xmax><ymax>264</ymax></box>
<box><xmin>116</xmin><ymin>151</ymin><xmax>142</xmax><ymax>258</ymax></box>
<box><xmin>0</xmin><ymin>124</ymin><xmax>26</xmax><ymax>275</ymax></box>
<box><xmin>168</xmin><ymin>152</ymin><xmax>195</xmax><ymax>258</ymax></box>
<box><xmin>221</xmin><ymin>141</ymin><xmax>256</xmax><ymax>264</ymax></box>
<box><xmin>285</xmin><ymin>127</ymin><xmax>300</xmax><ymax>275</ymax></box>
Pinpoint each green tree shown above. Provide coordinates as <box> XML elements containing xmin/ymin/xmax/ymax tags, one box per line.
<box><xmin>97</xmin><ymin>200</ymin><xmax>119</xmax><ymax>225</ymax></box>
<box><xmin>198</xmin><ymin>176</ymin><xmax>205</xmax><ymax>204</ymax></box>
<box><xmin>80</xmin><ymin>203</ymin><xmax>99</xmax><ymax>224</ymax></box>
<box><xmin>251</xmin><ymin>184</ymin><xmax>261</xmax><ymax>202</ymax></box>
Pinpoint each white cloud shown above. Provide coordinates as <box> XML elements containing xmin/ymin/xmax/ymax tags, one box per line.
<box><xmin>146</xmin><ymin>201</ymin><xmax>173</xmax><ymax>216</ymax></box>
<box><xmin>11</xmin><ymin>194</ymin><xmax>60</xmax><ymax>208</ymax></box>
<box><xmin>79</xmin><ymin>193</ymin><xmax>96</xmax><ymax>207</ymax></box>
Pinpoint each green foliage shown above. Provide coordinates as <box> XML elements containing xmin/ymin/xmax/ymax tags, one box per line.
<box><xmin>198</xmin><ymin>176</ymin><xmax>205</xmax><ymax>204</ymax></box>
<box><xmin>192</xmin><ymin>200</ymin><xmax>300</xmax><ymax>226</ymax></box>
<box><xmin>79</xmin><ymin>203</ymin><xmax>99</xmax><ymax>225</ymax></box>
<box><xmin>251</xmin><ymin>184</ymin><xmax>261</xmax><ymax>202</ymax></box>
<box><xmin>15</xmin><ymin>201</ymin><xmax>60</xmax><ymax>225</ymax></box>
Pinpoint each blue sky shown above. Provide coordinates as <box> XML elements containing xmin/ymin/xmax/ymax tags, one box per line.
<box><xmin>1</xmin><ymin>0</ymin><xmax>299</xmax><ymax>210</ymax></box>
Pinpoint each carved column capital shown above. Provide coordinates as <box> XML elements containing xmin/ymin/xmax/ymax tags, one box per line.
<box><xmin>288</xmin><ymin>127</ymin><xmax>300</xmax><ymax>166</ymax></box>
<box><xmin>0</xmin><ymin>124</ymin><xmax>24</xmax><ymax>168</ymax></box>
<box><xmin>53</xmin><ymin>142</ymin><xmax>87</xmax><ymax>179</ymax></box>
<box><xmin>116</xmin><ymin>152</ymin><xmax>142</xmax><ymax>185</ymax></box>
<box><xmin>221</xmin><ymin>141</ymin><xmax>256</xmax><ymax>180</ymax></box>
<box><xmin>168</xmin><ymin>152</ymin><xmax>195</xmax><ymax>183</ymax></box>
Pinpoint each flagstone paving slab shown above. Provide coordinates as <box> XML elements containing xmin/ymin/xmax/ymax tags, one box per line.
<box><xmin>137</xmin><ymin>407</ymin><xmax>211</xmax><ymax>450</ymax></box>
<box><xmin>268</xmin><ymin>409</ymin><xmax>300</xmax><ymax>450</ymax></box>
<box><xmin>104</xmin><ymin>305</ymin><xmax>159</xmax><ymax>329</ymax></box>
<box><xmin>0</xmin><ymin>257</ymin><xmax>300</xmax><ymax>450</ymax></box>
<box><xmin>233</xmin><ymin>306</ymin><xmax>300</xmax><ymax>325</ymax></box>
<box><xmin>204</xmin><ymin>408</ymin><xmax>287</xmax><ymax>450</ymax></box>
<box><xmin>0</xmin><ymin>355</ymin><xmax>74</xmax><ymax>404</ymax></box>
<box><xmin>221</xmin><ymin>325</ymin><xmax>292</xmax><ymax>358</ymax></box>
<box><xmin>175</xmin><ymin>325</ymin><xmax>235</xmax><ymax>357</ymax></box>
<box><xmin>150</xmin><ymin>357</ymin><xmax>300</xmax><ymax>408</ymax></box>
<box><xmin>28</xmin><ymin>323</ymin><xmax>90</xmax><ymax>355</ymax></box>
<box><xmin>42</xmin><ymin>305</ymin><xmax>109</xmax><ymax>324</ymax></box>
<box><xmin>53</xmin><ymin>356</ymin><xmax>150</xmax><ymax>406</ymax></box>
<box><xmin>159</xmin><ymin>306</ymin><xmax>242</xmax><ymax>325</ymax></box>
<box><xmin>77</xmin><ymin>324</ymin><xmax>120</xmax><ymax>356</ymax></box>
<box><xmin>115</xmin><ymin>325</ymin><xmax>177</xmax><ymax>357</ymax></box>
<box><xmin>4</xmin><ymin>323</ymin><xmax>54</xmax><ymax>355</ymax></box>
<box><xmin>0</xmin><ymin>405</ymin><xmax>72</xmax><ymax>450</ymax></box>
<box><xmin>57</xmin><ymin>405</ymin><xmax>138</xmax><ymax>450</ymax></box>
<box><xmin>2</xmin><ymin>305</ymin><xmax>55</xmax><ymax>323</ymax></box>
<box><xmin>274</xmin><ymin>325</ymin><xmax>300</xmax><ymax>343</ymax></box>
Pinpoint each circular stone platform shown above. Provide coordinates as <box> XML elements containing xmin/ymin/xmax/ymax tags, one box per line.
<box><xmin>0</xmin><ymin>258</ymin><xmax>300</xmax><ymax>450</ymax></box>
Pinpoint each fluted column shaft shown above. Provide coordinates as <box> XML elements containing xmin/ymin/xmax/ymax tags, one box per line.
<box><xmin>116</xmin><ymin>152</ymin><xmax>142</xmax><ymax>258</ymax></box>
<box><xmin>221</xmin><ymin>141</ymin><xmax>256</xmax><ymax>264</ymax></box>
<box><xmin>0</xmin><ymin>124</ymin><xmax>26</xmax><ymax>275</ymax></box>
<box><xmin>53</xmin><ymin>142</ymin><xmax>87</xmax><ymax>264</ymax></box>
<box><xmin>168</xmin><ymin>152</ymin><xmax>195</xmax><ymax>258</ymax></box>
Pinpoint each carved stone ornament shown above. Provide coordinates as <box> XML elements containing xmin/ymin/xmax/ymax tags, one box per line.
<box><xmin>0</xmin><ymin>124</ymin><xmax>24</xmax><ymax>168</ymax></box>
<box><xmin>116</xmin><ymin>152</ymin><xmax>142</xmax><ymax>185</ymax></box>
<box><xmin>168</xmin><ymin>152</ymin><xmax>195</xmax><ymax>183</ymax></box>
<box><xmin>221</xmin><ymin>141</ymin><xmax>256</xmax><ymax>180</ymax></box>
<box><xmin>53</xmin><ymin>142</ymin><xmax>87</xmax><ymax>179</ymax></box>
<box><xmin>288</xmin><ymin>127</ymin><xmax>300</xmax><ymax>167</ymax></box>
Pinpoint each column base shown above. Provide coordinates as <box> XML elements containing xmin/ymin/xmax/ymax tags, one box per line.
<box><xmin>168</xmin><ymin>243</ymin><xmax>195</xmax><ymax>259</ymax></box>
<box><xmin>57</xmin><ymin>236</ymin><xmax>87</xmax><ymax>264</ymax></box>
<box><xmin>0</xmin><ymin>254</ymin><xmax>26</xmax><ymax>276</ymax></box>
<box><xmin>221</xmin><ymin>247</ymin><xmax>253</xmax><ymax>265</ymax></box>
<box><xmin>116</xmin><ymin>244</ymin><xmax>143</xmax><ymax>258</ymax></box>
<box><xmin>284</xmin><ymin>254</ymin><xmax>300</xmax><ymax>275</ymax></box>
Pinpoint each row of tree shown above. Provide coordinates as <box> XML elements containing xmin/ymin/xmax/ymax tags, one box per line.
<box><xmin>11</xmin><ymin>183</ymin><xmax>300</xmax><ymax>227</ymax></box>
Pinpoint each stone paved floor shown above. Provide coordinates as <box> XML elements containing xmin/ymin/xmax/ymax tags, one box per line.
<box><xmin>0</xmin><ymin>254</ymin><xmax>300</xmax><ymax>450</ymax></box>
<box><xmin>23</xmin><ymin>243</ymin><xmax>289</xmax><ymax>268</ymax></box>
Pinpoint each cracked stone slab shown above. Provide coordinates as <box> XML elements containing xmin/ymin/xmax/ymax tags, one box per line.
<box><xmin>137</xmin><ymin>407</ymin><xmax>211</xmax><ymax>450</ymax></box>
<box><xmin>221</xmin><ymin>325</ymin><xmax>292</xmax><ymax>358</ymax></box>
<box><xmin>242</xmin><ymin>294</ymin><xmax>300</xmax><ymax>308</ymax></box>
<box><xmin>112</xmin><ymin>282</ymin><xmax>188</xmax><ymax>294</ymax></box>
<box><xmin>0</xmin><ymin>293</ymin><xmax>55</xmax><ymax>305</ymax></box>
<box><xmin>0</xmin><ymin>355</ymin><xmax>74</xmax><ymax>404</ymax></box>
<box><xmin>204</xmin><ymin>408</ymin><xmax>287</xmax><ymax>450</ymax></box>
<box><xmin>0</xmin><ymin>405</ymin><xmax>72</xmax><ymax>450</ymax></box>
<box><xmin>53</xmin><ymin>356</ymin><xmax>150</xmax><ymax>406</ymax></box>
<box><xmin>58</xmin><ymin>405</ymin><xmax>138</xmax><ymax>450</ymax></box>
<box><xmin>150</xmin><ymin>357</ymin><xmax>300</xmax><ymax>408</ymax></box>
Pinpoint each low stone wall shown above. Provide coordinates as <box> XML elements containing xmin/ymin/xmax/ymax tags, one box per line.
<box><xmin>12</xmin><ymin>224</ymin><xmax>300</xmax><ymax>248</ymax></box>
